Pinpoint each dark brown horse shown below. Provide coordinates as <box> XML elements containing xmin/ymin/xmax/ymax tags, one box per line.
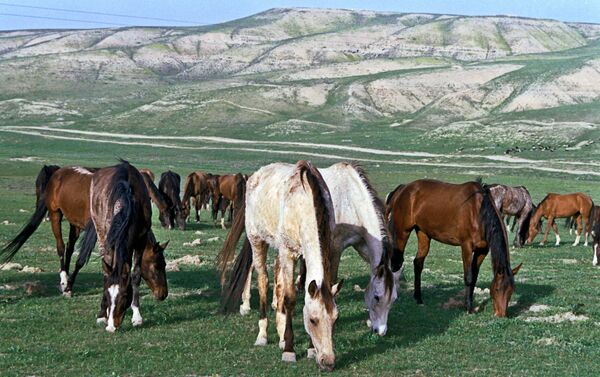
<box><xmin>1</xmin><ymin>166</ymin><xmax>98</xmax><ymax>296</ymax></box>
<box><xmin>524</xmin><ymin>193</ymin><xmax>593</xmax><ymax>247</ymax></box>
<box><xmin>78</xmin><ymin>160</ymin><xmax>168</xmax><ymax>332</ymax></box>
<box><xmin>140</xmin><ymin>171</ymin><xmax>174</xmax><ymax>230</ymax></box>
<box><xmin>488</xmin><ymin>184</ymin><xmax>534</xmax><ymax>247</ymax></box>
<box><xmin>182</xmin><ymin>171</ymin><xmax>211</xmax><ymax>222</ymax></box>
<box><xmin>387</xmin><ymin>179</ymin><xmax>521</xmax><ymax>317</ymax></box>
<box><xmin>208</xmin><ymin>173</ymin><xmax>246</xmax><ymax>229</ymax></box>
<box><xmin>159</xmin><ymin>171</ymin><xmax>185</xmax><ymax>230</ymax></box>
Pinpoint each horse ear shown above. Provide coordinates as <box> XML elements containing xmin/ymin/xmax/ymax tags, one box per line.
<box><xmin>308</xmin><ymin>280</ymin><xmax>318</xmax><ymax>298</ymax></box>
<box><xmin>332</xmin><ymin>279</ymin><xmax>344</xmax><ymax>297</ymax></box>
<box><xmin>512</xmin><ymin>263</ymin><xmax>523</xmax><ymax>276</ymax></box>
<box><xmin>159</xmin><ymin>240</ymin><xmax>170</xmax><ymax>250</ymax></box>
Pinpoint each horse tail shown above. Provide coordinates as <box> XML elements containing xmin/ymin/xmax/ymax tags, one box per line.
<box><xmin>105</xmin><ymin>179</ymin><xmax>135</xmax><ymax>280</ymax></box>
<box><xmin>0</xmin><ymin>174</ymin><xmax>51</xmax><ymax>264</ymax></box>
<box><xmin>479</xmin><ymin>184</ymin><xmax>511</xmax><ymax>275</ymax></box>
<box><xmin>589</xmin><ymin>202</ymin><xmax>595</xmax><ymax>232</ymax></box>
<box><xmin>77</xmin><ymin>220</ymin><xmax>97</xmax><ymax>267</ymax></box>
<box><xmin>222</xmin><ymin>237</ymin><xmax>253</xmax><ymax>313</ymax></box>
<box><xmin>216</xmin><ymin>180</ymin><xmax>247</xmax><ymax>285</ymax></box>
<box><xmin>35</xmin><ymin>165</ymin><xmax>59</xmax><ymax>207</ymax></box>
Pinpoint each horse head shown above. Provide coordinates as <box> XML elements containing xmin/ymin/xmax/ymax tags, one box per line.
<box><xmin>364</xmin><ymin>263</ymin><xmax>397</xmax><ymax>336</ymax></box>
<box><xmin>141</xmin><ymin>236</ymin><xmax>168</xmax><ymax>301</ymax></box>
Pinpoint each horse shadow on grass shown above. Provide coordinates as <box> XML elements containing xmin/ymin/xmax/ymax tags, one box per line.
<box><xmin>333</xmin><ymin>274</ymin><xmax>556</xmax><ymax>369</ymax></box>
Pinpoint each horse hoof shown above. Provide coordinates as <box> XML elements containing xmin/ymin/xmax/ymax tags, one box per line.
<box><xmin>105</xmin><ymin>325</ymin><xmax>116</xmax><ymax>333</ymax></box>
<box><xmin>62</xmin><ymin>290</ymin><xmax>72</xmax><ymax>298</ymax></box>
<box><xmin>307</xmin><ymin>348</ymin><xmax>316</xmax><ymax>359</ymax></box>
<box><xmin>254</xmin><ymin>337</ymin><xmax>267</xmax><ymax>346</ymax></box>
<box><xmin>271</xmin><ymin>302</ymin><xmax>277</xmax><ymax>311</ymax></box>
<box><xmin>132</xmin><ymin>318</ymin><xmax>143</xmax><ymax>327</ymax></box>
<box><xmin>96</xmin><ymin>317</ymin><xmax>107</xmax><ymax>325</ymax></box>
<box><xmin>279</xmin><ymin>340</ymin><xmax>286</xmax><ymax>350</ymax></box>
<box><xmin>239</xmin><ymin>306</ymin><xmax>251</xmax><ymax>316</ymax></box>
<box><xmin>282</xmin><ymin>352</ymin><xmax>296</xmax><ymax>363</ymax></box>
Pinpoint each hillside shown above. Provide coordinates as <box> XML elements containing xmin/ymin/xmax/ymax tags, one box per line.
<box><xmin>1</xmin><ymin>7</ymin><xmax>600</xmax><ymax>160</ymax></box>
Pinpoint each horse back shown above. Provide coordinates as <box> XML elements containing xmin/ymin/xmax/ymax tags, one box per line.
<box><xmin>46</xmin><ymin>167</ymin><xmax>94</xmax><ymax>228</ymax></box>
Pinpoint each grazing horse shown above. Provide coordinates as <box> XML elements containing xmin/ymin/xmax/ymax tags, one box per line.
<box><xmin>140</xmin><ymin>172</ymin><xmax>174</xmax><ymax>230</ymax></box>
<box><xmin>239</xmin><ymin>162</ymin><xmax>401</xmax><ymax>336</ymax></box>
<box><xmin>182</xmin><ymin>171</ymin><xmax>210</xmax><ymax>222</ymax></box>
<box><xmin>218</xmin><ymin>161</ymin><xmax>342</xmax><ymax>371</ymax></box>
<box><xmin>78</xmin><ymin>161</ymin><xmax>168</xmax><ymax>332</ymax></box>
<box><xmin>488</xmin><ymin>184</ymin><xmax>534</xmax><ymax>247</ymax></box>
<box><xmin>387</xmin><ymin>179</ymin><xmax>522</xmax><ymax>317</ymax></box>
<box><xmin>1</xmin><ymin>166</ymin><xmax>98</xmax><ymax>296</ymax></box>
<box><xmin>589</xmin><ymin>206</ymin><xmax>600</xmax><ymax>265</ymax></box>
<box><xmin>524</xmin><ymin>193</ymin><xmax>593</xmax><ymax>247</ymax></box>
<box><xmin>158</xmin><ymin>171</ymin><xmax>185</xmax><ymax>230</ymax></box>
<box><xmin>208</xmin><ymin>173</ymin><xmax>245</xmax><ymax>229</ymax></box>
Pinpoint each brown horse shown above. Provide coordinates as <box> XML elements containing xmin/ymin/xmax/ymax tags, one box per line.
<box><xmin>387</xmin><ymin>179</ymin><xmax>521</xmax><ymax>317</ymax></box>
<box><xmin>488</xmin><ymin>184</ymin><xmax>534</xmax><ymax>247</ymax></box>
<box><xmin>1</xmin><ymin>166</ymin><xmax>98</xmax><ymax>296</ymax></box>
<box><xmin>208</xmin><ymin>173</ymin><xmax>246</xmax><ymax>229</ymax></box>
<box><xmin>140</xmin><ymin>171</ymin><xmax>174</xmax><ymax>230</ymax></box>
<box><xmin>159</xmin><ymin>171</ymin><xmax>185</xmax><ymax>230</ymax></box>
<box><xmin>182</xmin><ymin>171</ymin><xmax>211</xmax><ymax>223</ymax></box>
<box><xmin>524</xmin><ymin>193</ymin><xmax>593</xmax><ymax>247</ymax></box>
<box><xmin>78</xmin><ymin>160</ymin><xmax>168</xmax><ymax>332</ymax></box>
<box><xmin>589</xmin><ymin>206</ymin><xmax>600</xmax><ymax>265</ymax></box>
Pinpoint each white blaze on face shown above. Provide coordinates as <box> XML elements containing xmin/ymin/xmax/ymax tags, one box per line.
<box><xmin>106</xmin><ymin>284</ymin><xmax>119</xmax><ymax>332</ymax></box>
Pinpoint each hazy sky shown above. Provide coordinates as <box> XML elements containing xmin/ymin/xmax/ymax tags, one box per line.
<box><xmin>1</xmin><ymin>0</ymin><xmax>599</xmax><ymax>31</ymax></box>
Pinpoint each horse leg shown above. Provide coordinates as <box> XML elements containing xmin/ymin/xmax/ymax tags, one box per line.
<box><xmin>194</xmin><ymin>196</ymin><xmax>201</xmax><ymax>222</ymax></box>
<box><xmin>61</xmin><ymin>225</ymin><xmax>80</xmax><ymax>296</ymax></box>
<box><xmin>271</xmin><ymin>258</ymin><xmax>280</xmax><ymax>311</ymax></box>
<box><xmin>464</xmin><ymin>246</ymin><xmax>487</xmax><ymax>313</ymax></box>
<box><xmin>131</xmin><ymin>249</ymin><xmax>143</xmax><ymax>326</ymax></box>
<box><xmin>49</xmin><ymin>210</ymin><xmax>69</xmax><ymax>293</ymax></box>
<box><xmin>573</xmin><ymin>215</ymin><xmax>582</xmax><ymax>246</ymax></box>
<box><xmin>549</xmin><ymin>220</ymin><xmax>560</xmax><ymax>246</ymax></box>
<box><xmin>413</xmin><ymin>231</ymin><xmax>431</xmax><ymax>305</ymax></box>
<box><xmin>296</xmin><ymin>257</ymin><xmax>306</xmax><ymax>292</ymax></box>
<box><xmin>240</xmin><ymin>265</ymin><xmax>254</xmax><ymax>316</ymax></box>
<box><xmin>97</xmin><ymin>272</ymin><xmax>109</xmax><ymax>324</ymax></box>
<box><xmin>585</xmin><ymin>211</ymin><xmax>590</xmax><ymax>247</ymax></box>
<box><xmin>252</xmin><ymin>240</ymin><xmax>270</xmax><ymax>346</ymax></box>
<box><xmin>279</xmin><ymin>253</ymin><xmax>297</xmax><ymax>362</ymax></box>
<box><xmin>511</xmin><ymin>215</ymin><xmax>518</xmax><ymax>233</ymax></box>
<box><xmin>540</xmin><ymin>216</ymin><xmax>554</xmax><ymax>246</ymax></box>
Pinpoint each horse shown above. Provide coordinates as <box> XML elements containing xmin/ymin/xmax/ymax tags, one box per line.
<box><xmin>208</xmin><ymin>173</ymin><xmax>245</xmax><ymax>229</ymax></box>
<box><xmin>140</xmin><ymin>171</ymin><xmax>174</xmax><ymax>230</ymax></box>
<box><xmin>238</xmin><ymin>162</ymin><xmax>401</xmax><ymax>336</ymax></box>
<box><xmin>138</xmin><ymin>168</ymin><xmax>155</xmax><ymax>182</ymax></box>
<box><xmin>387</xmin><ymin>179</ymin><xmax>522</xmax><ymax>317</ymax></box>
<box><xmin>1</xmin><ymin>165</ymin><xmax>99</xmax><ymax>296</ymax></box>
<box><xmin>217</xmin><ymin>161</ymin><xmax>342</xmax><ymax>371</ymax></box>
<box><xmin>78</xmin><ymin>160</ymin><xmax>168</xmax><ymax>332</ymax></box>
<box><xmin>589</xmin><ymin>206</ymin><xmax>600</xmax><ymax>265</ymax></box>
<box><xmin>182</xmin><ymin>171</ymin><xmax>211</xmax><ymax>223</ymax></box>
<box><xmin>158</xmin><ymin>171</ymin><xmax>185</xmax><ymax>230</ymax></box>
<box><xmin>524</xmin><ymin>193</ymin><xmax>593</xmax><ymax>247</ymax></box>
<box><xmin>488</xmin><ymin>184</ymin><xmax>534</xmax><ymax>247</ymax></box>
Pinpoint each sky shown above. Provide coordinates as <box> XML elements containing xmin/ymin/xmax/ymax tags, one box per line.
<box><xmin>1</xmin><ymin>0</ymin><xmax>600</xmax><ymax>31</ymax></box>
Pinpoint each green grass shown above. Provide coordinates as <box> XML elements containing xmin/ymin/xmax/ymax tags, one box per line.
<box><xmin>1</xmin><ymin>128</ymin><xmax>600</xmax><ymax>376</ymax></box>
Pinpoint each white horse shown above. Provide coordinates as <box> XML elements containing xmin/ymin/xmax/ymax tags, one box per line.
<box><xmin>239</xmin><ymin>162</ymin><xmax>402</xmax><ymax>336</ymax></box>
<box><xmin>218</xmin><ymin>161</ymin><xmax>342</xmax><ymax>371</ymax></box>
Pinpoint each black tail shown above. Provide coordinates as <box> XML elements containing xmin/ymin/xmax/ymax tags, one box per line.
<box><xmin>1</xmin><ymin>184</ymin><xmax>50</xmax><ymax>264</ymax></box>
<box><xmin>564</xmin><ymin>216</ymin><xmax>575</xmax><ymax>229</ymax></box>
<box><xmin>518</xmin><ymin>206</ymin><xmax>536</xmax><ymax>246</ymax></box>
<box><xmin>222</xmin><ymin>237</ymin><xmax>253</xmax><ymax>313</ymax></box>
<box><xmin>105</xmin><ymin>180</ymin><xmax>134</xmax><ymax>280</ymax></box>
<box><xmin>77</xmin><ymin>220</ymin><xmax>97</xmax><ymax>267</ymax></box>
<box><xmin>480</xmin><ymin>184</ymin><xmax>511</xmax><ymax>275</ymax></box>
<box><xmin>216</xmin><ymin>175</ymin><xmax>247</xmax><ymax>284</ymax></box>
<box><xmin>35</xmin><ymin>165</ymin><xmax>59</xmax><ymax>207</ymax></box>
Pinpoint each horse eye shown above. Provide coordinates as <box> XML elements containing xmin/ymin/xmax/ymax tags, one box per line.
<box><xmin>310</xmin><ymin>318</ymin><xmax>318</xmax><ymax>325</ymax></box>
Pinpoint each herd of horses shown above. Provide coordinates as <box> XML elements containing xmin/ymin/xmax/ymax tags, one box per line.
<box><xmin>1</xmin><ymin>159</ymin><xmax>598</xmax><ymax>371</ymax></box>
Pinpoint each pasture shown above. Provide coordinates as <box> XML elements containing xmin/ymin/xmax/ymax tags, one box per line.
<box><xmin>1</xmin><ymin>131</ymin><xmax>600</xmax><ymax>376</ymax></box>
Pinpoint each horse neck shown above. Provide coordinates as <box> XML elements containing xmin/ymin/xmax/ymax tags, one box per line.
<box><xmin>182</xmin><ymin>175</ymin><xmax>194</xmax><ymax>202</ymax></box>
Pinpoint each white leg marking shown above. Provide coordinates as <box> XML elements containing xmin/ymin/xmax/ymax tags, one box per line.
<box><xmin>106</xmin><ymin>284</ymin><xmax>118</xmax><ymax>332</ymax></box>
<box><xmin>282</xmin><ymin>352</ymin><xmax>296</xmax><ymax>363</ymax></box>
<box><xmin>96</xmin><ymin>317</ymin><xmax>107</xmax><ymax>324</ymax></box>
<box><xmin>221</xmin><ymin>217</ymin><xmax>226</xmax><ymax>230</ymax></box>
<box><xmin>307</xmin><ymin>348</ymin><xmax>316</xmax><ymax>359</ymax></box>
<box><xmin>255</xmin><ymin>318</ymin><xmax>268</xmax><ymax>346</ymax></box>
<box><xmin>59</xmin><ymin>271</ymin><xmax>68</xmax><ymax>292</ymax></box>
<box><xmin>585</xmin><ymin>232</ymin><xmax>589</xmax><ymax>247</ymax></box>
<box><xmin>555</xmin><ymin>234</ymin><xmax>561</xmax><ymax>246</ymax></box>
<box><xmin>593</xmin><ymin>245</ymin><xmax>598</xmax><ymax>266</ymax></box>
<box><xmin>572</xmin><ymin>234</ymin><xmax>580</xmax><ymax>247</ymax></box>
<box><xmin>276</xmin><ymin>311</ymin><xmax>286</xmax><ymax>348</ymax></box>
<box><xmin>239</xmin><ymin>303</ymin><xmax>251</xmax><ymax>316</ymax></box>
<box><xmin>131</xmin><ymin>304</ymin><xmax>143</xmax><ymax>326</ymax></box>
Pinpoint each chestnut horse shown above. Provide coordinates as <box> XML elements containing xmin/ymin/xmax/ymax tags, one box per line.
<box><xmin>1</xmin><ymin>166</ymin><xmax>98</xmax><ymax>296</ymax></box>
<box><xmin>387</xmin><ymin>179</ymin><xmax>521</xmax><ymax>317</ymax></box>
<box><xmin>524</xmin><ymin>193</ymin><xmax>593</xmax><ymax>247</ymax></box>
<box><xmin>218</xmin><ymin>161</ymin><xmax>342</xmax><ymax>371</ymax></box>
<box><xmin>78</xmin><ymin>161</ymin><xmax>168</xmax><ymax>332</ymax></box>
<box><xmin>159</xmin><ymin>171</ymin><xmax>185</xmax><ymax>230</ymax></box>
<box><xmin>208</xmin><ymin>173</ymin><xmax>245</xmax><ymax>229</ymax></box>
<box><xmin>488</xmin><ymin>184</ymin><xmax>534</xmax><ymax>247</ymax></box>
<box><xmin>182</xmin><ymin>171</ymin><xmax>210</xmax><ymax>223</ymax></box>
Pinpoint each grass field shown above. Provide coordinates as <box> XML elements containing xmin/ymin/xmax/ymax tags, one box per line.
<box><xmin>1</xmin><ymin>129</ymin><xmax>600</xmax><ymax>377</ymax></box>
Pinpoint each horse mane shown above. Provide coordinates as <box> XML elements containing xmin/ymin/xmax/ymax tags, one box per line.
<box><xmin>478</xmin><ymin>181</ymin><xmax>511</xmax><ymax>276</ymax></box>
<box><xmin>105</xmin><ymin>160</ymin><xmax>136</xmax><ymax>280</ymax></box>
<box><xmin>297</xmin><ymin>160</ymin><xmax>335</xmax><ymax>287</ymax></box>
<box><xmin>182</xmin><ymin>172</ymin><xmax>196</xmax><ymax>204</ymax></box>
